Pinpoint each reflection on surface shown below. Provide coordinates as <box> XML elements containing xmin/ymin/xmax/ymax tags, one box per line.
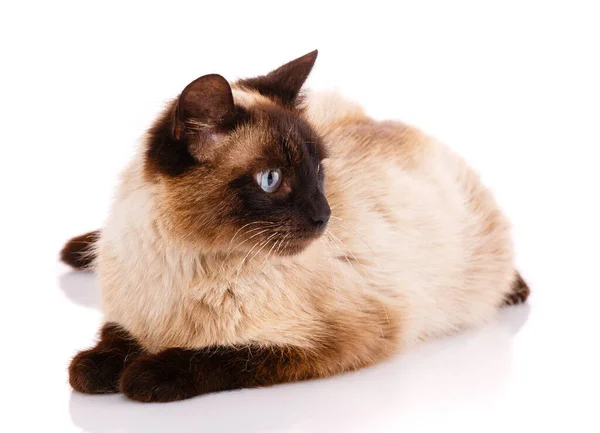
<box><xmin>59</xmin><ymin>271</ymin><xmax>101</xmax><ymax>310</ymax></box>
<box><xmin>69</xmin><ymin>305</ymin><xmax>530</xmax><ymax>433</ymax></box>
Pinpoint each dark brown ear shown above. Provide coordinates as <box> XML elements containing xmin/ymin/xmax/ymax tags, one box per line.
<box><xmin>173</xmin><ymin>74</ymin><xmax>236</xmax><ymax>140</ymax></box>
<box><xmin>145</xmin><ymin>74</ymin><xmax>239</xmax><ymax>177</ymax></box>
<box><xmin>239</xmin><ymin>50</ymin><xmax>318</xmax><ymax>107</ymax></box>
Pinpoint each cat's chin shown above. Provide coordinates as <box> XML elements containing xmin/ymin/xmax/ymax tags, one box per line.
<box><xmin>275</xmin><ymin>233</ymin><xmax>325</xmax><ymax>257</ymax></box>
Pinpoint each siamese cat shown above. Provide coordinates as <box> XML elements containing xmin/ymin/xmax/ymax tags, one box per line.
<box><xmin>62</xmin><ymin>50</ymin><xmax>529</xmax><ymax>402</ymax></box>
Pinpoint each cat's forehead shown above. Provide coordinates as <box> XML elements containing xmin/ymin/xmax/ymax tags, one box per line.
<box><xmin>231</xmin><ymin>87</ymin><xmax>272</xmax><ymax>109</ymax></box>
<box><xmin>223</xmin><ymin>89</ymin><xmax>324</xmax><ymax>168</ymax></box>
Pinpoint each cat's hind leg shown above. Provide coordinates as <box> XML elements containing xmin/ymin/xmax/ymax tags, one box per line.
<box><xmin>69</xmin><ymin>323</ymin><xmax>144</xmax><ymax>394</ymax></box>
<box><xmin>503</xmin><ymin>272</ymin><xmax>530</xmax><ymax>306</ymax></box>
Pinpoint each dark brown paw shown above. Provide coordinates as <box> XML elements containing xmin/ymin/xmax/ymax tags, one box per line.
<box><xmin>69</xmin><ymin>348</ymin><xmax>127</xmax><ymax>394</ymax></box>
<box><xmin>119</xmin><ymin>353</ymin><xmax>198</xmax><ymax>403</ymax></box>
<box><xmin>503</xmin><ymin>272</ymin><xmax>530</xmax><ymax>306</ymax></box>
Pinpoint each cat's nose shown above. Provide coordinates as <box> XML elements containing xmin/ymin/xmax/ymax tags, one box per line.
<box><xmin>310</xmin><ymin>200</ymin><xmax>331</xmax><ymax>228</ymax></box>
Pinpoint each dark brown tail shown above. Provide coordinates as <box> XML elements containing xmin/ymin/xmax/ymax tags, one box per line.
<box><xmin>503</xmin><ymin>272</ymin><xmax>530</xmax><ymax>306</ymax></box>
<box><xmin>60</xmin><ymin>230</ymin><xmax>100</xmax><ymax>270</ymax></box>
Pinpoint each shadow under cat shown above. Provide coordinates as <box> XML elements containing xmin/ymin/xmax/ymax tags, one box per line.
<box><xmin>59</xmin><ymin>271</ymin><xmax>101</xmax><ymax>310</ymax></box>
<box><xmin>68</xmin><ymin>304</ymin><xmax>530</xmax><ymax>433</ymax></box>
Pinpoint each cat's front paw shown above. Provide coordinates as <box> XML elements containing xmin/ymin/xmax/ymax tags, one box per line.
<box><xmin>69</xmin><ymin>323</ymin><xmax>143</xmax><ymax>394</ymax></box>
<box><xmin>119</xmin><ymin>351</ymin><xmax>199</xmax><ymax>402</ymax></box>
<box><xmin>69</xmin><ymin>348</ymin><xmax>126</xmax><ymax>394</ymax></box>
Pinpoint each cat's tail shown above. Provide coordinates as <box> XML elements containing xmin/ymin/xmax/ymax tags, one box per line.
<box><xmin>503</xmin><ymin>272</ymin><xmax>530</xmax><ymax>306</ymax></box>
<box><xmin>60</xmin><ymin>230</ymin><xmax>100</xmax><ymax>271</ymax></box>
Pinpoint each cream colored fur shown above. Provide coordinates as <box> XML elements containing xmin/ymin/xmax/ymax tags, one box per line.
<box><xmin>97</xmin><ymin>88</ymin><xmax>515</xmax><ymax>370</ymax></box>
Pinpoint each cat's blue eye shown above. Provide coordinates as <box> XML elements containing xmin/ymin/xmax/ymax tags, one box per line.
<box><xmin>256</xmin><ymin>169</ymin><xmax>282</xmax><ymax>193</ymax></box>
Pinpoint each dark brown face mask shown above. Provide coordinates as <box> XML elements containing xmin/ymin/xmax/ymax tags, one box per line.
<box><xmin>143</xmin><ymin>50</ymin><xmax>328</xmax><ymax>256</ymax></box>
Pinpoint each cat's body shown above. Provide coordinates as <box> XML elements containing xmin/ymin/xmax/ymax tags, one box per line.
<box><xmin>63</xmin><ymin>51</ymin><xmax>528</xmax><ymax>402</ymax></box>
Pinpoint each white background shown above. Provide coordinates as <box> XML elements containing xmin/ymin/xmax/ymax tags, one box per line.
<box><xmin>1</xmin><ymin>1</ymin><xmax>599</xmax><ymax>432</ymax></box>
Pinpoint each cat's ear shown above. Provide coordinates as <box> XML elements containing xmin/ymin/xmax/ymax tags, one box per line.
<box><xmin>173</xmin><ymin>74</ymin><xmax>236</xmax><ymax>141</ymax></box>
<box><xmin>240</xmin><ymin>50</ymin><xmax>318</xmax><ymax>107</ymax></box>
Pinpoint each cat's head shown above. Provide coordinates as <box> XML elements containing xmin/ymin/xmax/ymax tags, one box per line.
<box><xmin>144</xmin><ymin>50</ymin><xmax>330</xmax><ymax>257</ymax></box>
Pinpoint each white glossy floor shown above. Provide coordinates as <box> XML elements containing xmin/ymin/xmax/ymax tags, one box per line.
<box><xmin>3</xmin><ymin>2</ymin><xmax>600</xmax><ymax>432</ymax></box>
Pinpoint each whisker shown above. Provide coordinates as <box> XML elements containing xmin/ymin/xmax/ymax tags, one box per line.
<box><xmin>321</xmin><ymin>235</ymin><xmax>341</xmax><ymax>303</ymax></box>
<box><xmin>326</xmin><ymin>230</ymin><xmax>370</xmax><ymax>279</ymax></box>
<box><xmin>261</xmin><ymin>232</ymin><xmax>282</xmax><ymax>267</ymax></box>
<box><xmin>329</xmin><ymin>216</ymin><xmax>376</xmax><ymax>255</ymax></box>
<box><xmin>235</xmin><ymin>239</ymin><xmax>265</xmax><ymax>276</ymax></box>
<box><xmin>228</xmin><ymin>227</ymin><xmax>272</xmax><ymax>253</ymax></box>
<box><xmin>325</xmin><ymin>231</ymin><xmax>370</xmax><ymax>316</ymax></box>
<box><xmin>324</xmin><ymin>232</ymin><xmax>355</xmax><ymax>283</ymax></box>
<box><xmin>228</xmin><ymin>221</ymin><xmax>273</xmax><ymax>252</ymax></box>
<box><xmin>276</xmin><ymin>233</ymin><xmax>288</xmax><ymax>255</ymax></box>
<box><xmin>248</xmin><ymin>232</ymin><xmax>279</xmax><ymax>263</ymax></box>
<box><xmin>220</xmin><ymin>225</ymin><xmax>273</xmax><ymax>272</ymax></box>
<box><xmin>236</xmin><ymin>236</ymin><xmax>271</xmax><ymax>279</ymax></box>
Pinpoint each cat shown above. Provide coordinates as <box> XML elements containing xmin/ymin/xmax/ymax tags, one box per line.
<box><xmin>61</xmin><ymin>50</ymin><xmax>529</xmax><ymax>403</ymax></box>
